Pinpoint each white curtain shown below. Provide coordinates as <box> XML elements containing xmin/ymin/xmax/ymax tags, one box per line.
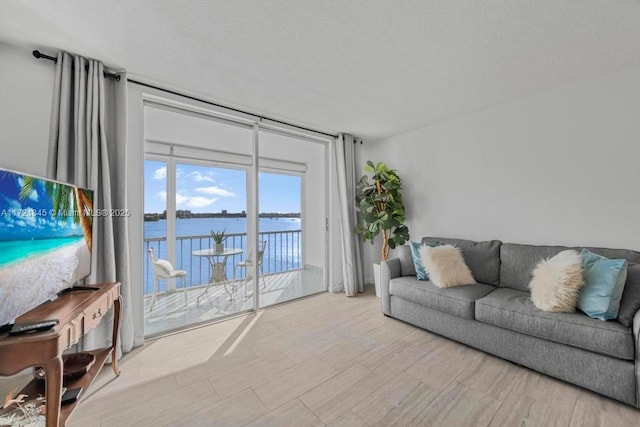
<box><xmin>334</xmin><ymin>133</ymin><xmax>364</xmax><ymax>296</ymax></box>
<box><xmin>47</xmin><ymin>52</ymin><xmax>135</xmax><ymax>355</ymax></box>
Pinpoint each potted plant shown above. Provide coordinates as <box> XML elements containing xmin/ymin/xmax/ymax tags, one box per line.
<box><xmin>211</xmin><ymin>229</ymin><xmax>227</xmax><ymax>252</ymax></box>
<box><xmin>355</xmin><ymin>161</ymin><xmax>410</xmax><ymax>296</ymax></box>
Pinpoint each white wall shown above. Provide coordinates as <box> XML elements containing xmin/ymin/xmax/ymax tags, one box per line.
<box><xmin>360</xmin><ymin>65</ymin><xmax>640</xmax><ymax>281</ymax></box>
<box><xmin>0</xmin><ymin>41</ymin><xmax>53</xmax><ymax>176</ymax></box>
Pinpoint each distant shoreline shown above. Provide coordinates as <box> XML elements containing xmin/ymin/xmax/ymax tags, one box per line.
<box><xmin>144</xmin><ymin>212</ymin><xmax>301</xmax><ymax>221</ymax></box>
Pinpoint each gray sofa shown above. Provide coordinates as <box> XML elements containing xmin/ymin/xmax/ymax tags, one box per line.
<box><xmin>380</xmin><ymin>237</ymin><xmax>640</xmax><ymax>407</ymax></box>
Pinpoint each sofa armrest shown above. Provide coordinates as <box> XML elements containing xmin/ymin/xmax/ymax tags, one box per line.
<box><xmin>634</xmin><ymin>309</ymin><xmax>640</xmax><ymax>406</ymax></box>
<box><xmin>380</xmin><ymin>258</ymin><xmax>401</xmax><ymax>315</ymax></box>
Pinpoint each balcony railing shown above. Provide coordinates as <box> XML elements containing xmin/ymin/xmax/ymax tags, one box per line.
<box><xmin>143</xmin><ymin>230</ymin><xmax>302</xmax><ymax>295</ymax></box>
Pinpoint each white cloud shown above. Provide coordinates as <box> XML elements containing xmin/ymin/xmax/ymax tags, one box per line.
<box><xmin>176</xmin><ymin>193</ymin><xmax>218</xmax><ymax>209</ymax></box>
<box><xmin>153</xmin><ymin>167</ymin><xmax>166</xmax><ymax>180</ymax></box>
<box><xmin>22</xmin><ymin>208</ymin><xmax>36</xmax><ymax>226</ymax></box>
<box><xmin>194</xmin><ymin>186</ymin><xmax>236</xmax><ymax>197</ymax></box>
<box><xmin>188</xmin><ymin>171</ymin><xmax>215</xmax><ymax>183</ymax></box>
<box><xmin>158</xmin><ymin>190</ymin><xmax>218</xmax><ymax>209</ymax></box>
<box><xmin>156</xmin><ymin>190</ymin><xmax>220</xmax><ymax>210</ymax></box>
<box><xmin>28</xmin><ymin>189</ymin><xmax>39</xmax><ymax>202</ymax></box>
<box><xmin>3</xmin><ymin>196</ymin><xmax>21</xmax><ymax>211</ymax></box>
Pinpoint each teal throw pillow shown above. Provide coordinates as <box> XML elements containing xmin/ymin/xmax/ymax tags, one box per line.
<box><xmin>577</xmin><ymin>249</ymin><xmax>628</xmax><ymax>321</ymax></box>
<box><xmin>409</xmin><ymin>241</ymin><xmax>439</xmax><ymax>280</ymax></box>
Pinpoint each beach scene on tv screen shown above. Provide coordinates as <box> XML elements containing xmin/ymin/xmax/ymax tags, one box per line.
<box><xmin>0</xmin><ymin>170</ymin><xmax>93</xmax><ymax>326</ymax></box>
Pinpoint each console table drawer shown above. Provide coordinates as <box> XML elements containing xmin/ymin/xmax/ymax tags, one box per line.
<box><xmin>61</xmin><ymin>318</ymin><xmax>83</xmax><ymax>348</ymax></box>
<box><xmin>83</xmin><ymin>298</ymin><xmax>110</xmax><ymax>333</ymax></box>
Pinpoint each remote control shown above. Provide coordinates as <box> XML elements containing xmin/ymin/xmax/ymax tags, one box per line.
<box><xmin>61</xmin><ymin>387</ymin><xmax>82</xmax><ymax>405</ymax></box>
<box><xmin>60</xmin><ymin>285</ymin><xmax>100</xmax><ymax>293</ymax></box>
<box><xmin>9</xmin><ymin>319</ymin><xmax>59</xmax><ymax>335</ymax></box>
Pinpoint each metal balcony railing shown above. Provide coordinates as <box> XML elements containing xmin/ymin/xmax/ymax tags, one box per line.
<box><xmin>143</xmin><ymin>230</ymin><xmax>302</xmax><ymax>295</ymax></box>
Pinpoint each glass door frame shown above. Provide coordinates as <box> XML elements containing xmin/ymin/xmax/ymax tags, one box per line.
<box><xmin>133</xmin><ymin>88</ymin><xmax>332</xmax><ymax>338</ymax></box>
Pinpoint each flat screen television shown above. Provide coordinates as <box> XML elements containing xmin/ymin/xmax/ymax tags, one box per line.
<box><xmin>0</xmin><ymin>167</ymin><xmax>93</xmax><ymax>327</ymax></box>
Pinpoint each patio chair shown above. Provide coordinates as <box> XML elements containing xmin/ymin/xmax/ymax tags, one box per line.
<box><xmin>148</xmin><ymin>247</ymin><xmax>188</xmax><ymax>311</ymax></box>
<box><xmin>234</xmin><ymin>241</ymin><xmax>267</xmax><ymax>293</ymax></box>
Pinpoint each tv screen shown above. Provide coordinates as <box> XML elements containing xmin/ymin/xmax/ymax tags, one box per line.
<box><xmin>0</xmin><ymin>168</ymin><xmax>93</xmax><ymax>327</ymax></box>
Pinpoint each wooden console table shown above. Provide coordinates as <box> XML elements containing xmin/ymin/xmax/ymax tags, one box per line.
<box><xmin>0</xmin><ymin>282</ymin><xmax>121</xmax><ymax>427</ymax></box>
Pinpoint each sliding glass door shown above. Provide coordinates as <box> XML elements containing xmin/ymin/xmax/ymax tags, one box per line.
<box><xmin>143</xmin><ymin>104</ymin><xmax>254</xmax><ymax>336</ymax></box>
<box><xmin>256</xmin><ymin>130</ymin><xmax>327</xmax><ymax>308</ymax></box>
<box><xmin>142</xmin><ymin>99</ymin><xmax>328</xmax><ymax>337</ymax></box>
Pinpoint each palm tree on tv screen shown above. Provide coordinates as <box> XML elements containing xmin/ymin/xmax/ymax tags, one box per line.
<box><xmin>19</xmin><ymin>176</ymin><xmax>93</xmax><ymax>252</ymax></box>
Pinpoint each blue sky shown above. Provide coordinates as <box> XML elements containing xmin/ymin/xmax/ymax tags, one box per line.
<box><xmin>144</xmin><ymin>161</ymin><xmax>301</xmax><ymax>214</ymax></box>
<box><xmin>0</xmin><ymin>170</ymin><xmax>82</xmax><ymax>240</ymax></box>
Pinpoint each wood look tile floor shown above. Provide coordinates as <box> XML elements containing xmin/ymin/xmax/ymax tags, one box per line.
<box><xmin>2</xmin><ymin>286</ymin><xmax>640</xmax><ymax>426</ymax></box>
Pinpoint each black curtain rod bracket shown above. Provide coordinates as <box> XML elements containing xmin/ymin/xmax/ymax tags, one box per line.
<box><xmin>33</xmin><ymin>49</ymin><xmax>121</xmax><ymax>81</ymax></box>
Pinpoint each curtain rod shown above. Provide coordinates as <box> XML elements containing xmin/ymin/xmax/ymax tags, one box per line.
<box><xmin>129</xmin><ymin>79</ymin><xmax>338</xmax><ymax>139</ymax></box>
<box><xmin>33</xmin><ymin>49</ymin><xmax>340</xmax><ymax>139</ymax></box>
<box><xmin>33</xmin><ymin>50</ymin><xmax>121</xmax><ymax>81</ymax></box>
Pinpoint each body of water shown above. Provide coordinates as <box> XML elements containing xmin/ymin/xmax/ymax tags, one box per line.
<box><xmin>144</xmin><ymin>217</ymin><xmax>301</xmax><ymax>239</ymax></box>
<box><xmin>143</xmin><ymin>217</ymin><xmax>302</xmax><ymax>294</ymax></box>
<box><xmin>0</xmin><ymin>236</ymin><xmax>84</xmax><ymax>267</ymax></box>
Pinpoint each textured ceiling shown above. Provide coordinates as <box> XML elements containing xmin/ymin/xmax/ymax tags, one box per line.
<box><xmin>1</xmin><ymin>1</ymin><xmax>640</xmax><ymax>140</ymax></box>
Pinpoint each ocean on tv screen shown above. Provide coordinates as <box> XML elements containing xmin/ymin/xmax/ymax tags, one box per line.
<box><xmin>0</xmin><ymin>169</ymin><xmax>92</xmax><ymax>326</ymax></box>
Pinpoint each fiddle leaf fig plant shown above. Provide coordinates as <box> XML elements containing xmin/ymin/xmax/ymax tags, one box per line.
<box><xmin>355</xmin><ymin>161</ymin><xmax>410</xmax><ymax>260</ymax></box>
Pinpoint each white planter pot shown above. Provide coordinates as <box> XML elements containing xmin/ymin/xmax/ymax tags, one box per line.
<box><xmin>373</xmin><ymin>262</ymin><xmax>381</xmax><ymax>298</ymax></box>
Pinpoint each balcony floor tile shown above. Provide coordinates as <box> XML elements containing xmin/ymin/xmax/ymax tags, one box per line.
<box><xmin>144</xmin><ymin>267</ymin><xmax>324</xmax><ymax>336</ymax></box>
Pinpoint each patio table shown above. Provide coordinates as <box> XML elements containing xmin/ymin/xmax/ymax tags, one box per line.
<box><xmin>192</xmin><ymin>248</ymin><xmax>243</xmax><ymax>303</ymax></box>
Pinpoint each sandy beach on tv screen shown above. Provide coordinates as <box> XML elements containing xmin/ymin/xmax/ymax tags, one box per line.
<box><xmin>0</xmin><ymin>240</ymin><xmax>90</xmax><ymax>325</ymax></box>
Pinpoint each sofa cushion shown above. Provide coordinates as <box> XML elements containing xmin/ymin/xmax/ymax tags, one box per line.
<box><xmin>389</xmin><ymin>276</ymin><xmax>495</xmax><ymax>319</ymax></box>
<box><xmin>392</xmin><ymin>245</ymin><xmax>416</xmax><ymax>277</ymax></box>
<box><xmin>618</xmin><ymin>263</ymin><xmax>640</xmax><ymax>327</ymax></box>
<box><xmin>421</xmin><ymin>237</ymin><xmax>502</xmax><ymax>286</ymax></box>
<box><xmin>500</xmin><ymin>243</ymin><xmax>640</xmax><ymax>293</ymax></box>
<box><xmin>475</xmin><ymin>288</ymin><xmax>634</xmax><ymax>360</ymax></box>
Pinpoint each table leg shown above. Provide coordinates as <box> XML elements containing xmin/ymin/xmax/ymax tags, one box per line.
<box><xmin>197</xmin><ymin>254</ymin><xmax>239</xmax><ymax>303</ymax></box>
<box><xmin>111</xmin><ymin>295</ymin><xmax>122</xmax><ymax>376</ymax></box>
<box><xmin>44</xmin><ymin>355</ymin><xmax>63</xmax><ymax>427</ymax></box>
<box><xmin>196</xmin><ymin>258</ymin><xmax>216</xmax><ymax>304</ymax></box>
<box><xmin>220</xmin><ymin>255</ymin><xmax>234</xmax><ymax>301</ymax></box>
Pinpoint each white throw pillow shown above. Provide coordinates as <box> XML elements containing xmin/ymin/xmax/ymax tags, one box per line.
<box><xmin>529</xmin><ymin>250</ymin><xmax>585</xmax><ymax>312</ymax></box>
<box><xmin>420</xmin><ymin>244</ymin><xmax>475</xmax><ymax>288</ymax></box>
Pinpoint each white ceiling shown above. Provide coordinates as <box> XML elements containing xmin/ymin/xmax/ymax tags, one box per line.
<box><xmin>1</xmin><ymin>1</ymin><xmax>640</xmax><ymax>140</ymax></box>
